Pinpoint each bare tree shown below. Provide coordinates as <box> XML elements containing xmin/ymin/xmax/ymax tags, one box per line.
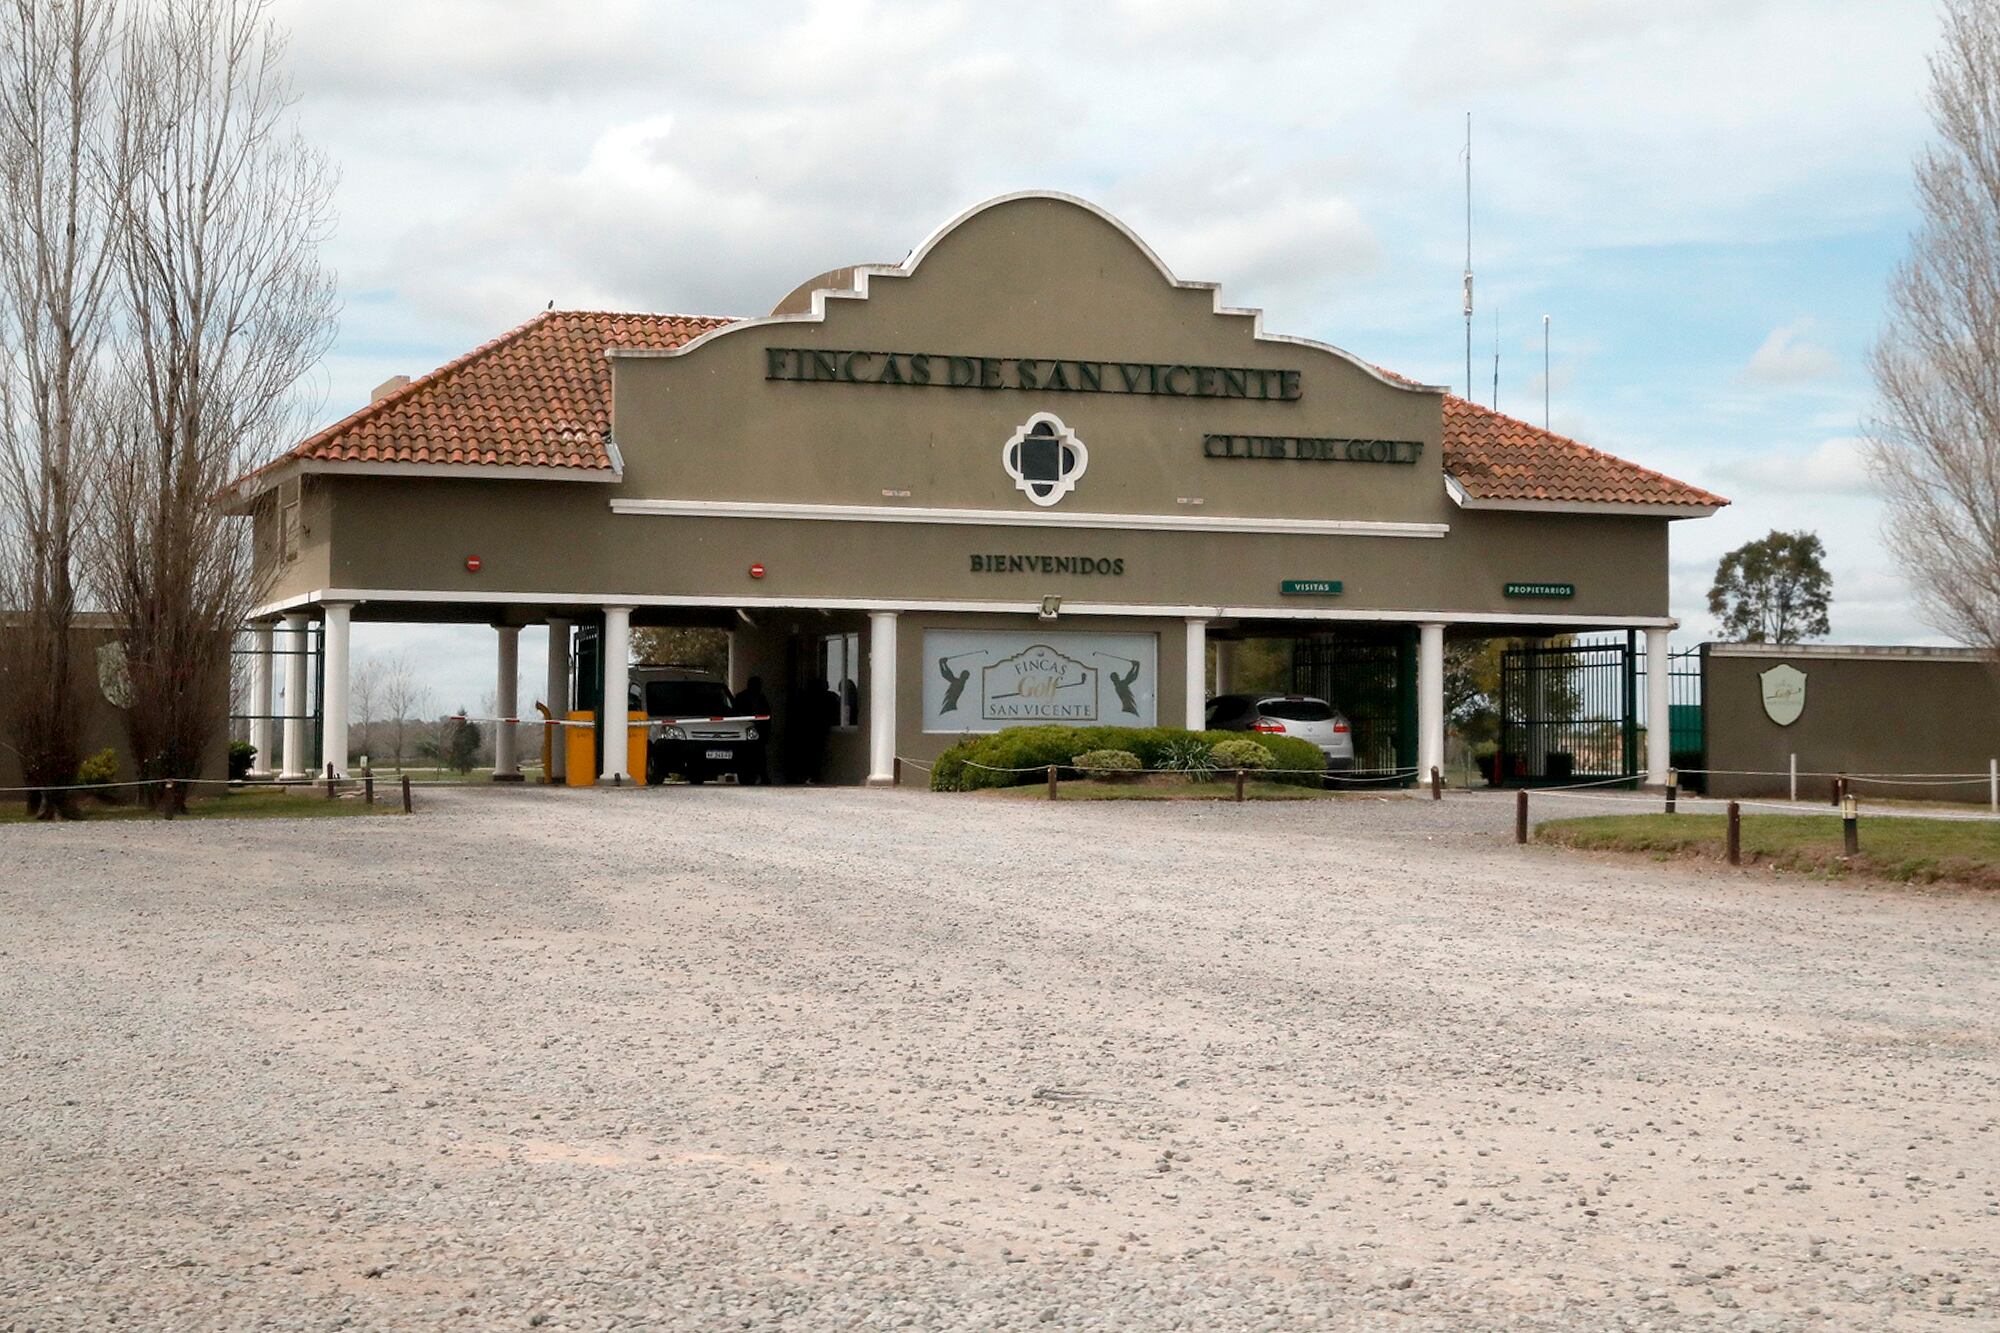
<box><xmin>0</xmin><ymin>0</ymin><xmax>121</xmax><ymax>817</ymax></box>
<box><xmin>1869</xmin><ymin>0</ymin><xmax>2000</xmax><ymax>658</ymax></box>
<box><xmin>378</xmin><ymin>650</ymin><xmax>422</xmax><ymax>768</ymax></box>
<box><xmin>92</xmin><ymin>0</ymin><xmax>334</xmax><ymax>807</ymax></box>
<box><xmin>351</xmin><ymin>653</ymin><xmax>380</xmax><ymax>762</ymax></box>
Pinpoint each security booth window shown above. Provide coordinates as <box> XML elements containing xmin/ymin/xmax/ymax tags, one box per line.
<box><xmin>819</xmin><ymin>631</ymin><xmax>860</xmax><ymax>729</ymax></box>
<box><xmin>644</xmin><ymin>680</ymin><xmax>735</xmax><ymax>719</ymax></box>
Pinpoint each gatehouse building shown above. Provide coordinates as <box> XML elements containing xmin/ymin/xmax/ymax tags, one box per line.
<box><xmin>229</xmin><ymin>192</ymin><xmax>1726</xmax><ymax>787</ymax></box>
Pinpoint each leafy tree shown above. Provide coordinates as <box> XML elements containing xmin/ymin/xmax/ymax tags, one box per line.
<box><xmin>417</xmin><ymin>708</ymin><xmax>481</xmax><ymax>774</ymax></box>
<box><xmin>631</xmin><ymin>626</ymin><xmax>727</xmax><ymax>675</ymax></box>
<box><xmin>1707</xmin><ymin>530</ymin><xmax>1832</xmax><ymax>643</ymax></box>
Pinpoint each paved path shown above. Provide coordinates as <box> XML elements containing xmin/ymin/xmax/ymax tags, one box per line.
<box><xmin>1</xmin><ymin>787</ymin><xmax>1995</xmax><ymax>1330</ymax></box>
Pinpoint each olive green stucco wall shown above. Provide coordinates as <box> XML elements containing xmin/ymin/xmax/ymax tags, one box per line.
<box><xmin>1703</xmin><ymin>647</ymin><xmax>2000</xmax><ymax>800</ymax></box>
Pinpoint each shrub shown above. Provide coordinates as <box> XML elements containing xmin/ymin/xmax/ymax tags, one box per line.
<box><xmin>1209</xmin><ymin>738</ymin><xmax>1271</xmax><ymax>771</ymax></box>
<box><xmin>1073</xmin><ymin>748</ymin><xmax>1143</xmax><ymax>781</ymax></box>
<box><xmin>228</xmin><ymin>740</ymin><xmax>257</xmax><ymax>782</ymax></box>
<box><xmin>75</xmin><ymin>748</ymin><xmax>119</xmax><ymax>800</ymax></box>
<box><xmin>929</xmin><ymin>726</ymin><xmax>1323</xmax><ymax>791</ymax></box>
<box><xmin>1157</xmin><ymin>735</ymin><xmax>1218</xmax><ymax>781</ymax></box>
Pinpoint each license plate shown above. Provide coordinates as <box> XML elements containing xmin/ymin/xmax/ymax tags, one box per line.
<box><xmin>705</xmin><ymin>749</ymin><xmax>733</xmax><ymax>760</ymax></box>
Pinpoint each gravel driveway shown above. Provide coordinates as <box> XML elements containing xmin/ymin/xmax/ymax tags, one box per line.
<box><xmin>1</xmin><ymin>786</ymin><xmax>1995</xmax><ymax>1330</ymax></box>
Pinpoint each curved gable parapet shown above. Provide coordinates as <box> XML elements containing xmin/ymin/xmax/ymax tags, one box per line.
<box><xmin>619</xmin><ymin>191</ymin><xmax>1444</xmax><ymax>397</ymax></box>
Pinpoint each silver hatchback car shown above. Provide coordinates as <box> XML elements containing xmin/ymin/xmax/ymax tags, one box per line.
<box><xmin>1205</xmin><ymin>693</ymin><xmax>1356</xmax><ymax>774</ymax></box>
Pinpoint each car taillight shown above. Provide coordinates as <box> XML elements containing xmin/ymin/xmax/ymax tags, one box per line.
<box><xmin>1333</xmin><ymin>722</ymin><xmax>1350</xmax><ymax>734</ymax></box>
<box><xmin>1252</xmin><ymin>720</ymin><xmax>1285</xmax><ymax>733</ymax></box>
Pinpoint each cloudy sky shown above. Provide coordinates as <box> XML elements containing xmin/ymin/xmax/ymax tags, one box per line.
<box><xmin>266</xmin><ymin>0</ymin><xmax>1947</xmax><ymax>710</ymax></box>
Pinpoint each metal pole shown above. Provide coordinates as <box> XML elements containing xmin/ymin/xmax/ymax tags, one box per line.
<box><xmin>1990</xmin><ymin>758</ymin><xmax>1996</xmax><ymax>814</ymax></box>
<box><xmin>1515</xmin><ymin>788</ymin><xmax>1528</xmax><ymax>845</ymax></box>
<box><xmin>1726</xmin><ymin>802</ymin><xmax>1741</xmax><ymax>865</ymax></box>
<box><xmin>1665</xmin><ymin>769</ymin><xmax>1677</xmax><ymax>815</ymax></box>
<box><xmin>1789</xmin><ymin>753</ymin><xmax>1797</xmax><ymax>802</ymax></box>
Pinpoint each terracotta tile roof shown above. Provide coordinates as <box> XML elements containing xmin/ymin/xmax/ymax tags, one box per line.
<box><xmin>264</xmin><ymin>311</ymin><xmax>1726</xmax><ymax>510</ymax></box>
<box><xmin>277</xmin><ymin>310</ymin><xmax>733</xmax><ymax>472</ymax></box>
<box><xmin>1442</xmin><ymin>395</ymin><xmax>1727</xmax><ymax>509</ymax></box>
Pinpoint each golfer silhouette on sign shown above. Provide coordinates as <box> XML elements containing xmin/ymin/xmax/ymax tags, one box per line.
<box><xmin>938</xmin><ymin>654</ymin><xmax>973</xmax><ymax>713</ymax></box>
<box><xmin>1104</xmin><ymin>656</ymin><xmax>1142</xmax><ymax>716</ymax></box>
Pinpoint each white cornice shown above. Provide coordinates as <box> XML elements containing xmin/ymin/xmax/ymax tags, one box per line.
<box><xmin>604</xmin><ymin>191</ymin><xmax>1448</xmax><ymax>398</ymax></box>
<box><xmin>607</xmin><ymin>496</ymin><xmax>1448</xmax><ymax>539</ymax></box>
<box><xmin>232</xmin><ymin>456</ymin><xmax>621</xmax><ymax>507</ymax></box>
<box><xmin>248</xmin><ymin>586</ymin><xmax>1674</xmax><ymax>630</ymax></box>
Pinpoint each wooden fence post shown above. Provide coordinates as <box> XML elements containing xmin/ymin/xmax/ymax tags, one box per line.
<box><xmin>363</xmin><ymin>776</ymin><xmax>375</xmax><ymax>806</ymax></box>
<box><xmin>1515</xmin><ymin>789</ymin><xmax>1528</xmax><ymax>845</ymax></box>
<box><xmin>1234</xmin><ymin>768</ymin><xmax>1246</xmax><ymax>802</ymax></box>
<box><xmin>1430</xmin><ymin>765</ymin><xmax>1442</xmax><ymax>800</ymax></box>
<box><xmin>1665</xmin><ymin>769</ymin><xmax>1678</xmax><ymax>815</ymax></box>
<box><xmin>401</xmin><ymin>773</ymin><xmax>413</xmax><ymax>814</ymax></box>
<box><xmin>1726</xmin><ymin>801</ymin><xmax>1741</xmax><ymax>865</ymax></box>
<box><xmin>1047</xmin><ymin>764</ymin><xmax>1058</xmax><ymax>801</ymax></box>
<box><xmin>1842</xmin><ymin>794</ymin><xmax>1859</xmax><ymax>857</ymax></box>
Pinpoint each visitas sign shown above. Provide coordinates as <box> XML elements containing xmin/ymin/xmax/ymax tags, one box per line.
<box><xmin>921</xmin><ymin>629</ymin><xmax>1158</xmax><ymax>733</ymax></box>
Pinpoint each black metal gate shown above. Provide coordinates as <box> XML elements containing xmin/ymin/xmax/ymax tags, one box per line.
<box><xmin>1497</xmin><ymin>636</ymin><xmax>1637</xmax><ymax>786</ymax></box>
<box><xmin>1637</xmin><ymin>644</ymin><xmax>1706</xmax><ymax>791</ymax></box>
<box><xmin>1291</xmin><ymin>631</ymin><xmax>1416</xmax><ymax>782</ymax></box>
<box><xmin>229</xmin><ymin>620</ymin><xmax>322</xmax><ymax>775</ymax></box>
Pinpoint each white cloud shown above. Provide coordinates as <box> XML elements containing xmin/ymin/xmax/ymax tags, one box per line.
<box><xmin>1744</xmin><ymin>318</ymin><xmax>1842</xmax><ymax>385</ymax></box>
<box><xmin>1715</xmin><ymin>435</ymin><xmax>1874</xmax><ymax>496</ymax></box>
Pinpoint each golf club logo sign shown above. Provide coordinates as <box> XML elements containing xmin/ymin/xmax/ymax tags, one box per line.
<box><xmin>1759</xmin><ymin>663</ymin><xmax>1806</xmax><ymax>726</ymax></box>
<box><xmin>923</xmin><ymin>629</ymin><xmax>1157</xmax><ymax>731</ymax></box>
<box><xmin>1002</xmin><ymin>412</ymin><xmax>1087</xmax><ymax>506</ymax></box>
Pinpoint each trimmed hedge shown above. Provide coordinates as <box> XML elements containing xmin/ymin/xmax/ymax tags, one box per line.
<box><xmin>1209</xmin><ymin>738</ymin><xmax>1272</xmax><ymax>771</ymax></box>
<box><xmin>931</xmin><ymin>725</ymin><xmax>1325</xmax><ymax>791</ymax></box>
<box><xmin>1072</xmin><ymin>749</ymin><xmax>1143</xmax><ymax>780</ymax></box>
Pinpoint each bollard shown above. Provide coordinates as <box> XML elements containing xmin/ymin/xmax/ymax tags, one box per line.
<box><xmin>1234</xmin><ymin>768</ymin><xmax>1246</xmax><ymax>802</ymax></box>
<box><xmin>162</xmin><ymin>780</ymin><xmax>175</xmax><ymax>820</ymax></box>
<box><xmin>1515</xmin><ymin>788</ymin><xmax>1528</xmax><ymax>845</ymax></box>
<box><xmin>1430</xmin><ymin>765</ymin><xmax>1442</xmax><ymax>801</ymax></box>
<box><xmin>1047</xmin><ymin>764</ymin><xmax>1058</xmax><ymax>801</ymax></box>
<box><xmin>1665</xmin><ymin>768</ymin><xmax>1678</xmax><ymax>815</ymax></box>
<box><xmin>1842</xmin><ymin>794</ymin><xmax>1859</xmax><ymax>856</ymax></box>
<box><xmin>363</xmin><ymin>776</ymin><xmax>375</xmax><ymax>806</ymax></box>
<box><xmin>401</xmin><ymin>773</ymin><xmax>412</xmax><ymax>814</ymax></box>
<box><xmin>1726</xmin><ymin>801</ymin><xmax>1741</xmax><ymax>865</ymax></box>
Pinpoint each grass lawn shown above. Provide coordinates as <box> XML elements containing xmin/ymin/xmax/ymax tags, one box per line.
<box><xmin>1</xmin><ymin>784</ymin><xmax>400</xmax><ymax>825</ymax></box>
<box><xmin>1536</xmin><ymin>812</ymin><xmax>2000</xmax><ymax>889</ymax></box>
<box><xmin>986</xmin><ymin>775</ymin><xmax>1342</xmax><ymax>801</ymax></box>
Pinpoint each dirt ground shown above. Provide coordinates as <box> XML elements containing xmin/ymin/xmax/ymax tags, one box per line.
<box><xmin>1</xmin><ymin>786</ymin><xmax>1995</xmax><ymax>1330</ymax></box>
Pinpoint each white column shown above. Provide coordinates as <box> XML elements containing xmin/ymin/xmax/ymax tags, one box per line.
<box><xmin>248</xmin><ymin>622</ymin><xmax>275</xmax><ymax>777</ymax></box>
<box><xmin>493</xmin><ymin>624</ymin><xmax>521</xmax><ymax>781</ymax></box>
<box><xmin>546</xmin><ymin>619</ymin><xmax>570</xmax><ymax>783</ymax></box>
<box><xmin>726</xmin><ymin>629</ymin><xmax>747</xmax><ymax>693</ymax></box>
<box><xmin>319</xmin><ymin>602</ymin><xmax>351</xmax><ymax>779</ymax></box>
<box><xmin>1645</xmin><ymin>626</ymin><xmax>1673</xmax><ymax>787</ymax></box>
<box><xmin>598</xmin><ymin>606</ymin><xmax>632</xmax><ymax>783</ymax></box>
<box><xmin>1184</xmin><ymin>618</ymin><xmax>1208</xmax><ymax>730</ymax></box>
<box><xmin>1213</xmin><ymin>638</ymin><xmax>1233</xmax><ymax>697</ymax></box>
<box><xmin>1418</xmin><ymin>621</ymin><xmax>1446</xmax><ymax>782</ymax></box>
<box><xmin>866</xmin><ymin>610</ymin><xmax>899</xmax><ymax>786</ymax></box>
<box><xmin>279</xmin><ymin>611</ymin><xmax>310</xmax><ymax>780</ymax></box>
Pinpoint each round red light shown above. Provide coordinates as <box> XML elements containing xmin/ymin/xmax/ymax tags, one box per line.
<box><xmin>748</xmin><ymin>562</ymin><xmax>766</xmax><ymax>579</ymax></box>
<box><xmin>464</xmin><ymin>555</ymin><xmax>482</xmax><ymax>573</ymax></box>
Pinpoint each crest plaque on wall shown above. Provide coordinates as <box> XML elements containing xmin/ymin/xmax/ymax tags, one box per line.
<box><xmin>1758</xmin><ymin>663</ymin><xmax>1806</xmax><ymax>726</ymax></box>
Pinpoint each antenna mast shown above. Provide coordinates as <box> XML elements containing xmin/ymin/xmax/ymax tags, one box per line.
<box><xmin>1492</xmin><ymin>306</ymin><xmax>1500</xmax><ymax>409</ymax></box>
<box><xmin>1542</xmin><ymin>314</ymin><xmax>1551</xmax><ymax>430</ymax></box>
<box><xmin>1462</xmin><ymin>113</ymin><xmax>1473</xmax><ymax>399</ymax></box>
